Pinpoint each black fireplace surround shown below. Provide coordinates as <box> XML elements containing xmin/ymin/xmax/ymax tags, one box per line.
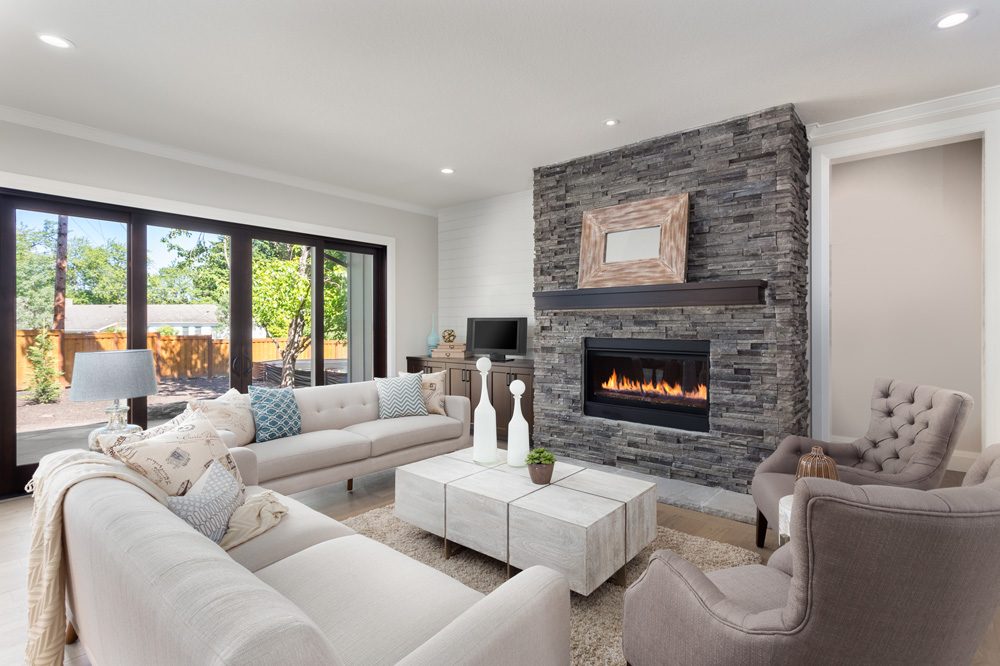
<box><xmin>584</xmin><ymin>338</ymin><xmax>710</xmax><ymax>432</ymax></box>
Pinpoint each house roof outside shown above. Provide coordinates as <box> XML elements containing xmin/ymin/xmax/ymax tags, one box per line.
<box><xmin>65</xmin><ymin>303</ymin><xmax>218</xmax><ymax>333</ymax></box>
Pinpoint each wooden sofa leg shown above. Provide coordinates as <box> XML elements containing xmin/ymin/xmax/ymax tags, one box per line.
<box><xmin>755</xmin><ymin>509</ymin><xmax>768</xmax><ymax>548</ymax></box>
<box><xmin>347</xmin><ymin>478</ymin><xmax>353</xmax><ymax>492</ymax></box>
<box><xmin>66</xmin><ymin>620</ymin><xmax>78</xmax><ymax>644</ymax></box>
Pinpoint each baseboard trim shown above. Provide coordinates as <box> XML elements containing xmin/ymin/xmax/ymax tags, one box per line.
<box><xmin>948</xmin><ymin>450</ymin><xmax>980</xmax><ymax>473</ymax></box>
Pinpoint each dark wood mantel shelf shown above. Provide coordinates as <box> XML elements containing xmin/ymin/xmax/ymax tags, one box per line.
<box><xmin>533</xmin><ymin>279</ymin><xmax>767</xmax><ymax>311</ymax></box>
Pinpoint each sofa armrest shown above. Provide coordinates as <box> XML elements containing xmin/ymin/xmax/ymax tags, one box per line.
<box><xmin>229</xmin><ymin>446</ymin><xmax>259</xmax><ymax>486</ymax></box>
<box><xmin>443</xmin><ymin>395</ymin><xmax>471</xmax><ymax>434</ymax></box>
<box><xmin>624</xmin><ymin>550</ymin><xmax>790</xmax><ymax>665</ymax></box>
<box><xmin>756</xmin><ymin>435</ymin><xmax>860</xmax><ymax>476</ymax></box>
<box><xmin>396</xmin><ymin>566</ymin><xmax>570</xmax><ymax>666</ymax></box>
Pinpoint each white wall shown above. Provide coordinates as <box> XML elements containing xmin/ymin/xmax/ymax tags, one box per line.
<box><xmin>437</xmin><ymin>191</ymin><xmax>535</xmax><ymax>353</ymax></box>
<box><xmin>0</xmin><ymin>119</ymin><xmax>440</xmax><ymax>374</ymax></box>
<box><xmin>829</xmin><ymin>140</ymin><xmax>983</xmax><ymax>458</ymax></box>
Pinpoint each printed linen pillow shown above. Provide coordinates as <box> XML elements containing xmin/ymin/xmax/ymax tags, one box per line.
<box><xmin>97</xmin><ymin>406</ymin><xmax>194</xmax><ymax>454</ymax></box>
<box><xmin>248</xmin><ymin>385</ymin><xmax>302</xmax><ymax>442</ymax></box>
<box><xmin>375</xmin><ymin>374</ymin><xmax>429</xmax><ymax>419</ymax></box>
<box><xmin>190</xmin><ymin>388</ymin><xmax>255</xmax><ymax>446</ymax></box>
<box><xmin>167</xmin><ymin>460</ymin><xmax>244</xmax><ymax>543</ymax></box>
<box><xmin>106</xmin><ymin>411</ymin><xmax>244</xmax><ymax>496</ymax></box>
<box><xmin>398</xmin><ymin>370</ymin><xmax>447</xmax><ymax>416</ymax></box>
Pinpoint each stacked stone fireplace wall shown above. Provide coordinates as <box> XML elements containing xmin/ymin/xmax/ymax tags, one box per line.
<box><xmin>532</xmin><ymin>104</ymin><xmax>810</xmax><ymax>493</ymax></box>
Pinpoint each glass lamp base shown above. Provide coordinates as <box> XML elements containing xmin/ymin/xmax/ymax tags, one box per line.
<box><xmin>88</xmin><ymin>401</ymin><xmax>142</xmax><ymax>452</ymax></box>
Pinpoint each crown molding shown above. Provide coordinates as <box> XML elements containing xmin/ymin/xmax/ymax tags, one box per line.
<box><xmin>0</xmin><ymin>104</ymin><xmax>437</xmax><ymax>217</ymax></box>
<box><xmin>807</xmin><ymin>85</ymin><xmax>1000</xmax><ymax>142</ymax></box>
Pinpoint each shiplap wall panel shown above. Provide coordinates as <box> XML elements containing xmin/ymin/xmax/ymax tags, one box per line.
<box><xmin>437</xmin><ymin>191</ymin><xmax>534</xmax><ymax>349</ymax></box>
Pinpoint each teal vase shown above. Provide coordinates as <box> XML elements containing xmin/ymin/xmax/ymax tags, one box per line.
<box><xmin>427</xmin><ymin>314</ymin><xmax>439</xmax><ymax>355</ymax></box>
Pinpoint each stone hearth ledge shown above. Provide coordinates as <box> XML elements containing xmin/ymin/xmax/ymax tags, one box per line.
<box><xmin>556</xmin><ymin>454</ymin><xmax>757</xmax><ymax>524</ymax></box>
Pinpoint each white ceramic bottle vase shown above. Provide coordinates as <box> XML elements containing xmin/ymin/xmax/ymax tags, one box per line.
<box><xmin>472</xmin><ymin>357</ymin><xmax>498</xmax><ymax>465</ymax></box>
<box><xmin>506</xmin><ymin>379</ymin><xmax>529</xmax><ymax>467</ymax></box>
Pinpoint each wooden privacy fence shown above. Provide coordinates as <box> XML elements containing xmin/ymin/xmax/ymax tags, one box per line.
<box><xmin>15</xmin><ymin>330</ymin><xmax>347</xmax><ymax>390</ymax></box>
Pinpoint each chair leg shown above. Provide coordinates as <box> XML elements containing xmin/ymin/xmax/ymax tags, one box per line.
<box><xmin>66</xmin><ymin>620</ymin><xmax>78</xmax><ymax>644</ymax></box>
<box><xmin>755</xmin><ymin>509</ymin><xmax>768</xmax><ymax>548</ymax></box>
<box><xmin>347</xmin><ymin>478</ymin><xmax>353</xmax><ymax>492</ymax></box>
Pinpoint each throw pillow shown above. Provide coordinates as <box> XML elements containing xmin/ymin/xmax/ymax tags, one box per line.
<box><xmin>398</xmin><ymin>370</ymin><xmax>447</xmax><ymax>416</ymax></box>
<box><xmin>167</xmin><ymin>460</ymin><xmax>244</xmax><ymax>543</ymax></box>
<box><xmin>97</xmin><ymin>406</ymin><xmax>194</xmax><ymax>454</ymax></box>
<box><xmin>248</xmin><ymin>385</ymin><xmax>302</xmax><ymax>442</ymax></box>
<box><xmin>190</xmin><ymin>388</ymin><xmax>255</xmax><ymax>446</ymax></box>
<box><xmin>375</xmin><ymin>374</ymin><xmax>429</xmax><ymax>419</ymax></box>
<box><xmin>106</xmin><ymin>411</ymin><xmax>244</xmax><ymax>496</ymax></box>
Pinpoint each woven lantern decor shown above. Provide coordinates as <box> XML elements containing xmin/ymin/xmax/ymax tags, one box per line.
<box><xmin>795</xmin><ymin>446</ymin><xmax>840</xmax><ymax>481</ymax></box>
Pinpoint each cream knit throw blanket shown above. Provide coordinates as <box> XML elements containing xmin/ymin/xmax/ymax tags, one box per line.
<box><xmin>25</xmin><ymin>449</ymin><xmax>287</xmax><ymax>666</ymax></box>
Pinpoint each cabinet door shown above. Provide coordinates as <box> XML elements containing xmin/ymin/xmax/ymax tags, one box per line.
<box><xmin>406</xmin><ymin>357</ymin><xmax>425</xmax><ymax>374</ymax></box>
<box><xmin>447</xmin><ymin>367</ymin><xmax>469</xmax><ymax>399</ymax></box>
<box><xmin>490</xmin><ymin>371</ymin><xmax>513</xmax><ymax>439</ymax></box>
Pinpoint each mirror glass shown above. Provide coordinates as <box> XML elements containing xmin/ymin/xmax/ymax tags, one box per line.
<box><xmin>604</xmin><ymin>226</ymin><xmax>660</xmax><ymax>263</ymax></box>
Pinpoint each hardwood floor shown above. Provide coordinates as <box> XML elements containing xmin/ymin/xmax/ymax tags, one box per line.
<box><xmin>1</xmin><ymin>467</ymin><xmax>998</xmax><ymax>665</ymax></box>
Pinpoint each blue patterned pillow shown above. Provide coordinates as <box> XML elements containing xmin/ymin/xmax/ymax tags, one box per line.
<box><xmin>375</xmin><ymin>374</ymin><xmax>429</xmax><ymax>419</ymax></box>
<box><xmin>248</xmin><ymin>385</ymin><xmax>302</xmax><ymax>442</ymax></box>
<box><xmin>167</xmin><ymin>460</ymin><xmax>244</xmax><ymax>543</ymax></box>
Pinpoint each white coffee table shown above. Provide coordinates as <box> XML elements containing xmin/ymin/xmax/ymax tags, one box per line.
<box><xmin>395</xmin><ymin>448</ymin><xmax>657</xmax><ymax>595</ymax></box>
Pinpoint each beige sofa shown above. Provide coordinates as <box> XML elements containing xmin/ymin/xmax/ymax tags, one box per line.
<box><xmin>237</xmin><ymin>381</ymin><xmax>472</xmax><ymax>495</ymax></box>
<box><xmin>62</xmin><ymin>449</ymin><xmax>571</xmax><ymax>666</ymax></box>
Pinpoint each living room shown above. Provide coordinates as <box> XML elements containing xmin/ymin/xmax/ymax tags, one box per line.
<box><xmin>3</xmin><ymin>2</ymin><xmax>1000</xmax><ymax>665</ymax></box>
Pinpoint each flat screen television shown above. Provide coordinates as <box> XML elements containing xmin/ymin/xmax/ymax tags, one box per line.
<box><xmin>466</xmin><ymin>317</ymin><xmax>528</xmax><ymax>362</ymax></box>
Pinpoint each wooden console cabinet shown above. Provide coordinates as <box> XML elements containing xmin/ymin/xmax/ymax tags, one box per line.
<box><xmin>406</xmin><ymin>356</ymin><xmax>534</xmax><ymax>442</ymax></box>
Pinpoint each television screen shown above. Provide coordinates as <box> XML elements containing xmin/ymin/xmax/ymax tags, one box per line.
<box><xmin>466</xmin><ymin>317</ymin><xmax>527</xmax><ymax>360</ymax></box>
<box><xmin>474</xmin><ymin>319</ymin><xmax>519</xmax><ymax>350</ymax></box>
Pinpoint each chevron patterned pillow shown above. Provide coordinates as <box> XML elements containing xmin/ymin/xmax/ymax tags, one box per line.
<box><xmin>248</xmin><ymin>386</ymin><xmax>302</xmax><ymax>442</ymax></box>
<box><xmin>375</xmin><ymin>374</ymin><xmax>429</xmax><ymax>419</ymax></box>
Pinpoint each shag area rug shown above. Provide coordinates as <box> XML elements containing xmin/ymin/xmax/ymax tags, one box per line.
<box><xmin>343</xmin><ymin>503</ymin><xmax>761</xmax><ymax>665</ymax></box>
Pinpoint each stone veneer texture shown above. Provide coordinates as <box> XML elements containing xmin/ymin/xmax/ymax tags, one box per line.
<box><xmin>532</xmin><ymin>104</ymin><xmax>810</xmax><ymax>493</ymax></box>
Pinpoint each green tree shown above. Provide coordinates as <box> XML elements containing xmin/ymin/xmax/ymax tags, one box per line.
<box><xmin>156</xmin><ymin>325</ymin><xmax>177</xmax><ymax>336</ymax></box>
<box><xmin>252</xmin><ymin>245</ymin><xmax>312</xmax><ymax>387</ymax></box>
<box><xmin>67</xmin><ymin>237</ymin><xmax>128</xmax><ymax>304</ymax></box>
<box><xmin>25</xmin><ymin>328</ymin><xmax>63</xmax><ymax>404</ymax></box>
<box><xmin>15</xmin><ymin>221</ymin><xmax>57</xmax><ymax>329</ymax></box>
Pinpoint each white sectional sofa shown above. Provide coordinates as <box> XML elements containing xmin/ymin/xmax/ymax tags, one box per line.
<box><xmin>238</xmin><ymin>381</ymin><xmax>472</xmax><ymax>495</ymax></box>
<box><xmin>62</xmin><ymin>452</ymin><xmax>571</xmax><ymax>666</ymax></box>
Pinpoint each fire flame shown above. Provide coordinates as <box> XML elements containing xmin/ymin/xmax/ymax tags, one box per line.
<box><xmin>601</xmin><ymin>369</ymin><xmax>707</xmax><ymax>401</ymax></box>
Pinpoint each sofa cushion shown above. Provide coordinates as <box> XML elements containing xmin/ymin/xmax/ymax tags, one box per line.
<box><xmin>375</xmin><ymin>374</ymin><xmax>429</xmax><ymax>419</ymax></box>
<box><xmin>249</xmin><ymin>385</ymin><xmax>302</xmax><ymax>442</ymax></box>
<box><xmin>190</xmin><ymin>388</ymin><xmax>255</xmax><ymax>446</ymax></box>
<box><xmin>256</xmin><ymin>535</ymin><xmax>483</xmax><ymax>666</ymax></box>
<box><xmin>107</xmin><ymin>411</ymin><xmax>243</xmax><ymax>496</ymax></box>
<box><xmin>247</xmin><ymin>430</ymin><xmax>371</xmax><ymax>482</ymax></box>
<box><xmin>167</xmin><ymin>460</ymin><xmax>244</xmax><ymax>543</ymax></box>
<box><xmin>399</xmin><ymin>370</ymin><xmax>447</xmax><ymax>415</ymax></box>
<box><xmin>227</xmin><ymin>486</ymin><xmax>355</xmax><ymax>571</ymax></box>
<box><xmin>344</xmin><ymin>415</ymin><xmax>463</xmax><ymax>457</ymax></box>
<box><xmin>705</xmin><ymin>564</ymin><xmax>792</xmax><ymax>614</ymax></box>
<box><xmin>295</xmin><ymin>382</ymin><xmax>380</xmax><ymax>433</ymax></box>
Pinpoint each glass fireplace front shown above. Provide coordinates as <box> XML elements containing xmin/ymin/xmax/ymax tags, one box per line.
<box><xmin>584</xmin><ymin>338</ymin><xmax>710</xmax><ymax>432</ymax></box>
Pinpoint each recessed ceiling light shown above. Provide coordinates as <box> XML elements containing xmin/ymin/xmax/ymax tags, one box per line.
<box><xmin>38</xmin><ymin>34</ymin><xmax>74</xmax><ymax>48</ymax></box>
<box><xmin>440</xmin><ymin>168</ymin><xmax>455</xmax><ymax>174</ymax></box>
<box><xmin>604</xmin><ymin>119</ymin><xmax>619</xmax><ymax>127</ymax></box>
<box><xmin>936</xmin><ymin>11</ymin><xmax>971</xmax><ymax>28</ymax></box>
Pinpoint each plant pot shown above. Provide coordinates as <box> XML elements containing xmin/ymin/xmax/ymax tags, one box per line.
<box><xmin>528</xmin><ymin>463</ymin><xmax>554</xmax><ymax>485</ymax></box>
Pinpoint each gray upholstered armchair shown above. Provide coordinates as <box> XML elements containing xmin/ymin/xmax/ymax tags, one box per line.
<box><xmin>622</xmin><ymin>443</ymin><xmax>1000</xmax><ymax>666</ymax></box>
<box><xmin>752</xmin><ymin>377</ymin><xmax>973</xmax><ymax>547</ymax></box>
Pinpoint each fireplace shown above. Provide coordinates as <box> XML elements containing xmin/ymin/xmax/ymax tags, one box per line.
<box><xmin>584</xmin><ymin>338</ymin><xmax>710</xmax><ymax>432</ymax></box>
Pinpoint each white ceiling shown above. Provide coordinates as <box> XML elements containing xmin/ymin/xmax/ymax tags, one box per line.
<box><xmin>1</xmin><ymin>0</ymin><xmax>997</xmax><ymax>211</ymax></box>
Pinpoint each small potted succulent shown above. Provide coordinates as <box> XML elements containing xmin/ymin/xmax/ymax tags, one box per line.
<box><xmin>525</xmin><ymin>447</ymin><xmax>556</xmax><ymax>485</ymax></box>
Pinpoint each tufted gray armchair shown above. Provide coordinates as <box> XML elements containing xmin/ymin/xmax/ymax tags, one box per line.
<box><xmin>752</xmin><ymin>377</ymin><xmax>973</xmax><ymax>547</ymax></box>
<box><xmin>623</xmin><ymin>443</ymin><xmax>1000</xmax><ymax>666</ymax></box>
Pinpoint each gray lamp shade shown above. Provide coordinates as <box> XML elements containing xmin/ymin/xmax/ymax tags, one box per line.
<box><xmin>69</xmin><ymin>350</ymin><xmax>159</xmax><ymax>402</ymax></box>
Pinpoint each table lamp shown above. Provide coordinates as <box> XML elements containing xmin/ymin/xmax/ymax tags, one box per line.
<box><xmin>69</xmin><ymin>349</ymin><xmax>159</xmax><ymax>451</ymax></box>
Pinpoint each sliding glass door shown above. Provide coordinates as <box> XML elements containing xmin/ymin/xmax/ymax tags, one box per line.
<box><xmin>0</xmin><ymin>189</ymin><xmax>386</xmax><ymax>495</ymax></box>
